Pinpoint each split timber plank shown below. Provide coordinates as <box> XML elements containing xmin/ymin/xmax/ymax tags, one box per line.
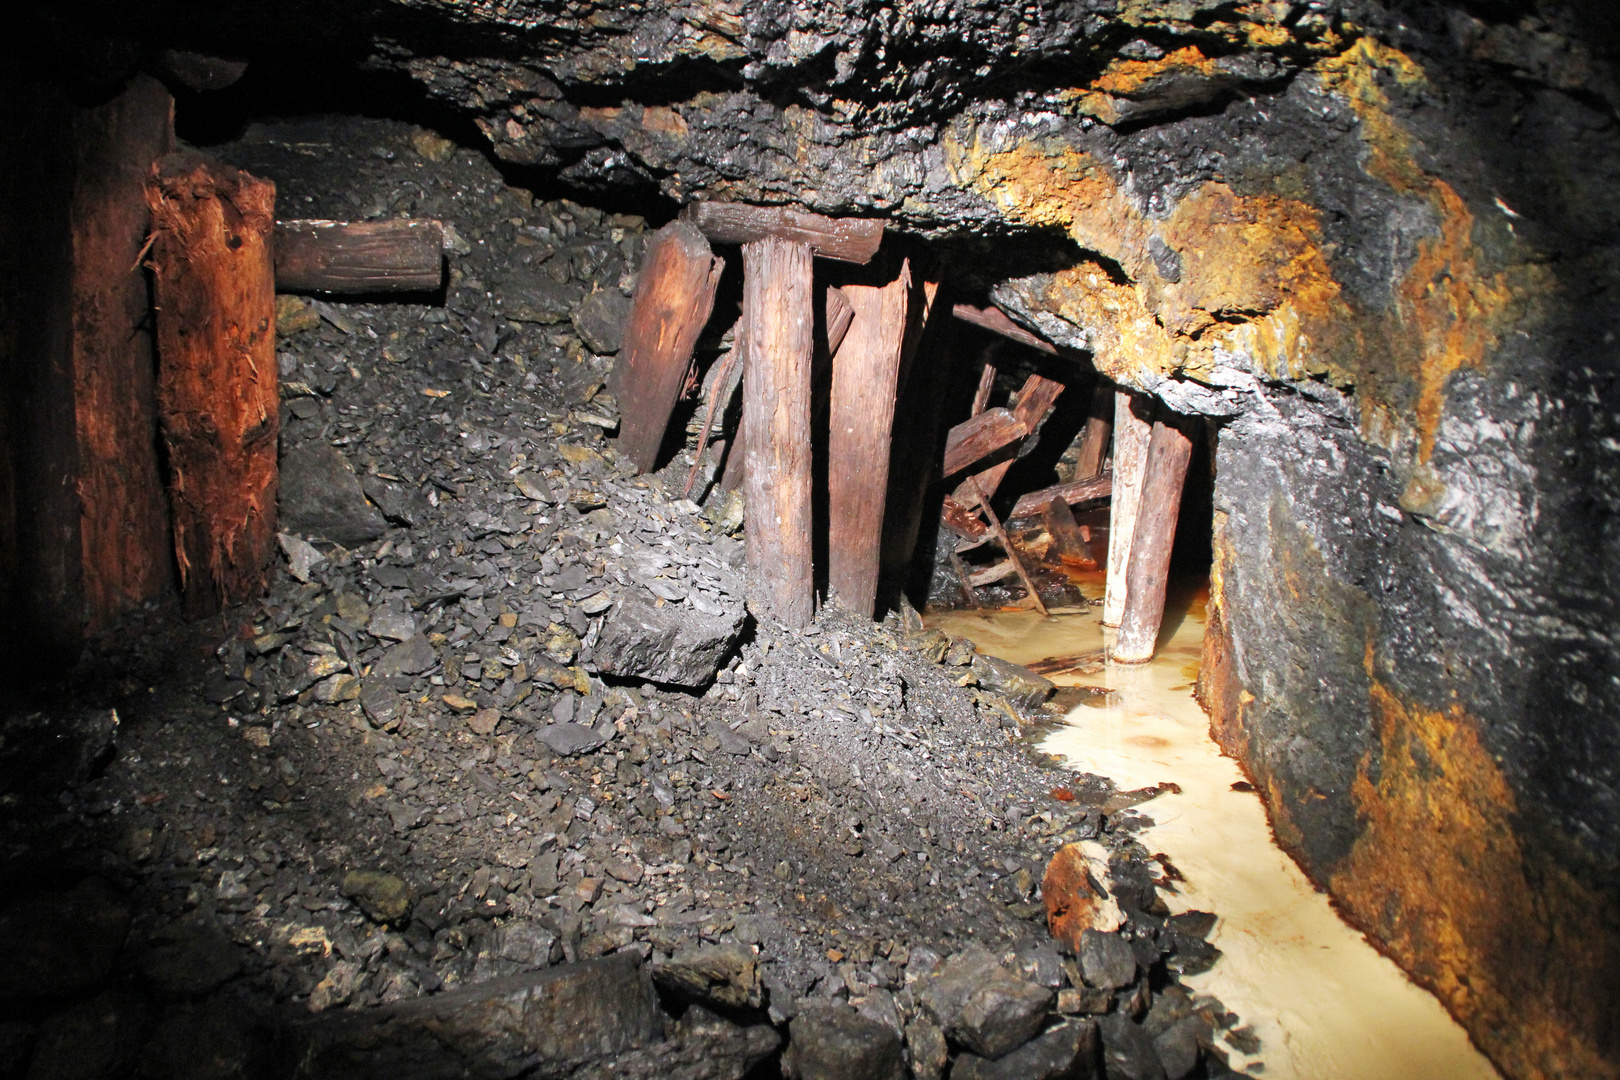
<box><xmin>825</xmin><ymin>286</ymin><xmax>855</xmax><ymax>357</ymax></box>
<box><xmin>741</xmin><ymin>237</ymin><xmax>816</xmax><ymax>628</ymax></box>
<box><xmin>942</xmin><ymin>407</ymin><xmax>1026</xmax><ymax>478</ymax></box>
<box><xmin>273</xmin><ymin>219</ymin><xmax>444</xmax><ymax>293</ymax></box>
<box><xmin>968</xmin><ymin>559</ymin><xmax>1018</xmax><ymax>587</ymax></box>
<box><xmin>1103</xmin><ymin>390</ymin><xmax>1154</xmax><ymax>627</ymax></box>
<box><xmin>1009</xmin><ymin>471</ymin><xmax>1114</xmax><ymax>521</ymax></box>
<box><xmin>951</xmin><ymin>372</ymin><xmax>1065</xmax><ymax>505</ymax></box>
<box><xmin>877</xmin><ymin>278</ymin><xmax>944</xmax><ymax>587</ymax></box>
<box><xmin>611</xmin><ymin>220</ymin><xmax>724</xmax><ymax>473</ymax></box>
<box><xmin>1073</xmin><ymin>383</ymin><xmax>1114</xmax><ymax>480</ymax></box>
<box><xmin>684</xmin><ymin>202</ymin><xmax>883</xmax><ymax>264</ymax></box>
<box><xmin>828</xmin><ymin>260</ymin><xmax>911</xmax><ymax>618</ymax></box>
<box><xmin>940</xmin><ymin>495</ymin><xmax>989</xmax><ymax>541</ymax></box>
<box><xmin>146</xmin><ymin>152</ymin><xmax>279</xmax><ymax>615</ymax></box>
<box><xmin>970</xmin><ymin>360</ymin><xmax>997</xmax><ymax>417</ymax></box>
<box><xmin>951</xmin><ymin>303</ymin><xmax>1057</xmax><ymax>354</ymax></box>
<box><xmin>1112</xmin><ymin>411</ymin><xmax>1197</xmax><ymax>663</ymax></box>
<box><xmin>72</xmin><ymin>73</ymin><xmax>176</xmax><ymax>629</ymax></box>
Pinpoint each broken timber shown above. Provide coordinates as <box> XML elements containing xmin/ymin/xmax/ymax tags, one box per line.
<box><xmin>968</xmin><ymin>477</ymin><xmax>1047</xmax><ymax>616</ymax></box>
<box><xmin>951</xmin><ymin>303</ymin><xmax>1057</xmax><ymax>354</ymax></box>
<box><xmin>145</xmin><ymin>152</ymin><xmax>280</xmax><ymax>615</ymax></box>
<box><xmin>1009</xmin><ymin>471</ymin><xmax>1114</xmax><ymax>520</ymax></box>
<box><xmin>828</xmin><ymin>261</ymin><xmax>912</xmax><ymax>618</ymax></box>
<box><xmin>942</xmin><ymin>407</ymin><xmax>1026</xmax><ymax>478</ymax></box>
<box><xmin>741</xmin><ymin>237</ymin><xmax>816</xmax><ymax>628</ymax></box>
<box><xmin>684</xmin><ymin>202</ymin><xmax>884</xmax><ymax>264</ymax></box>
<box><xmin>612</xmin><ymin>220</ymin><xmax>724</xmax><ymax>473</ymax></box>
<box><xmin>1103</xmin><ymin>391</ymin><xmax>1154</xmax><ymax>627</ymax></box>
<box><xmin>1112</xmin><ymin>410</ymin><xmax>1196</xmax><ymax>663</ymax></box>
<box><xmin>273</xmin><ymin>219</ymin><xmax>444</xmax><ymax>293</ymax></box>
<box><xmin>942</xmin><ymin>372</ymin><xmax>1065</xmax><ymax>531</ymax></box>
<box><xmin>1073</xmin><ymin>383</ymin><xmax>1115</xmax><ymax>480</ymax></box>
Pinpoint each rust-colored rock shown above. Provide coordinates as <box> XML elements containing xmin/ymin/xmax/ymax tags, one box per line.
<box><xmin>1043</xmin><ymin>842</ymin><xmax>1122</xmax><ymax>954</ymax></box>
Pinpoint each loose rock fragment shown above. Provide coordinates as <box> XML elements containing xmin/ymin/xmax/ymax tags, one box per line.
<box><xmin>340</xmin><ymin>870</ymin><xmax>414</xmax><ymax>924</ymax></box>
<box><xmin>593</xmin><ymin>589</ymin><xmax>746</xmax><ymax>688</ymax></box>
<box><xmin>781</xmin><ymin>1001</ymin><xmax>905</xmax><ymax>1080</ymax></box>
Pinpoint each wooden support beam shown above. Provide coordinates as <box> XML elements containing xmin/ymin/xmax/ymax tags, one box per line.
<box><xmin>942</xmin><ymin>407</ymin><xmax>1026</xmax><ymax>478</ymax></box>
<box><xmin>611</xmin><ymin>220</ymin><xmax>724</xmax><ymax>473</ymax></box>
<box><xmin>951</xmin><ymin>372</ymin><xmax>1065</xmax><ymax>505</ymax></box>
<box><xmin>273</xmin><ymin>219</ymin><xmax>444</xmax><ymax>293</ymax></box>
<box><xmin>828</xmin><ymin>261</ymin><xmax>911</xmax><ymax>618</ymax></box>
<box><xmin>1112</xmin><ymin>411</ymin><xmax>1196</xmax><ymax>663</ymax></box>
<box><xmin>951</xmin><ymin>303</ymin><xmax>1057</xmax><ymax>354</ymax></box>
<box><xmin>146</xmin><ymin>152</ymin><xmax>280</xmax><ymax>616</ymax></box>
<box><xmin>969</xmin><ymin>477</ymin><xmax>1047</xmax><ymax>616</ymax></box>
<box><xmin>741</xmin><ymin>238</ymin><xmax>816</xmax><ymax>628</ymax></box>
<box><xmin>72</xmin><ymin>74</ymin><xmax>176</xmax><ymax>630</ymax></box>
<box><xmin>825</xmin><ymin>286</ymin><xmax>855</xmax><ymax>357</ymax></box>
<box><xmin>878</xmin><ymin>277</ymin><xmax>947</xmax><ymax>589</ymax></box>
<box><xmin>1103</xmin><ymin>391</ymin><xmax>1154</xmax><ymax>627</ymax></box>
<box><xmin>1073</xmin><ymin>383</ymin><xmax>1115</xmax><ymax>480</ymax></box>
<box><xmin>970</xmin><ymin>359</ymin><xmax>997</xmax><ymax>417</ymax></box>
<box><xmin>1009</xmin><ymin>471</ymin><xmax>1114</xmax><ymax>521</ymax></box>
<box><xmin>684</xmin><ymin>202</ymin><xmax>884</xmax><ymax>264</ymax></box>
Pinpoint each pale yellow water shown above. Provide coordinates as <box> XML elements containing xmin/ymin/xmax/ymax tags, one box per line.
<box><xmin>929</xmin><ymin>593</ymin><xmax>1500</xmax><ymax>1080</ymax></box>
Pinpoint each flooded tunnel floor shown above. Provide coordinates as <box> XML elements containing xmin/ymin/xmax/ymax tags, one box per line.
<box><xmin>929</xmin><ymin>586</ymin><xmax>1501</xmax><ymax>1080</ymax></box>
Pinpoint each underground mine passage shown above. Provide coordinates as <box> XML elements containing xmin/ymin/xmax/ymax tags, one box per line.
<box><xmin>2</xmin><ymin>3</ymin><xmax>1618</xmax><ymax>1080</ymax></box>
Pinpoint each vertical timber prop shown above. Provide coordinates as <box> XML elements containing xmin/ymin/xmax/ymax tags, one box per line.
<box><xmin>146</xmin><ymin>153</ymin><xmax>280</xmax><ymax>616</ymax></box>
<box><xmin>1103</xmin><ymin>390</ymin><xmax>1154</xmax><ymax>627</ymax></box>
<box><xmin>72</xmin><ymin>74</ymin><xmax>177</xmax><ymax>629</ymax></box>
<box><xmin>827</xmin><ymin>260</ymin><xmax>912</xmax><ymax>617</ymax></box>
<box><xmin>611</xmin><ymin>220</ymin><xmax>724</xmax><ymax>473</ymax></box>
<box><xmin>1112</xmin><ymin>411</ymin><xmax>1196</xmax><ymax>663</ymax></box>
<box><xmin>741</xmin><ymin>238</ymin><xmax>816</xmax><ymax>628</ymax></box>
<box><xmin>1073</xmin><ymin>383</ymin><xmax>1114</xmax><ymax>480</ymax></box>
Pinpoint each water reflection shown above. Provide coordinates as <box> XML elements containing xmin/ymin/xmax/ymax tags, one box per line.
<box><xmin>928</xmin><ymin>592</ymin><xmax>1499</xmax><ymax>1080</ymax></box>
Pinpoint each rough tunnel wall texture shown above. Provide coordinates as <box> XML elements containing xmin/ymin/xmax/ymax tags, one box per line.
<box><xmin>22</xmin><ymin>0</ymin><xmax>1620</xmax><ymax>1075</ymax></box>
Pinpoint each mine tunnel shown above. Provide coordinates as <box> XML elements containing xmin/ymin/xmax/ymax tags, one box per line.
<box><xmin>1</xmin><ymin>2</ymin><xmax>1617</xmax><ymax>1079</ymax></box>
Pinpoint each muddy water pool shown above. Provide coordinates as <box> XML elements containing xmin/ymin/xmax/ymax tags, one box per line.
<box><xmin>928</xmin><ymin>588</ymin><xmax>1499</xmax><ymax>1080</ymax></box>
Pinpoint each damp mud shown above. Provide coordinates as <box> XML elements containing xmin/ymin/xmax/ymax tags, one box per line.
<box><xmin>929</xmin><ymin>588</ymin><xmax>1500</xmax><ymax>1080</ymax></box>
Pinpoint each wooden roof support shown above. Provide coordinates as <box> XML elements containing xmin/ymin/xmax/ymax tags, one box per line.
<box><xmin>951</xmin><ymin>303</ymin><xmax>1058</xmax><ymax>354</ymax></box>
<box><xmin>146</xmin><ymin>152</ymin><xmax>280</xmax><ymax>616</ymax></box>
<box><xmin>684</xmin><ymin>202</ymin><xmax>884</xmax><ymax>264</ymax></box>
<box><xmin>1073</xmin><ymin>383</ymin><xmax>1115</xmax><ymax>480</ymax></box>
<box><xmin>741</xmin><ymin>237</ymin><xmax>817</xmax><ymax>628</ymax></box>
<box><xmin>1103</xmin><ymin>390</ymin><xmax>1154</xmax><ymax>627</ymax></box>
<box><xmin>1112</xmin><ymin>410</ymin><xmax>1196</xmax><ymax>663</ymax></box>
<box><xmin>611</xmin><ymin>220</ymin><xmax>724</xmax><ymax>474</ymax></box>
<box><xmin>827</xmin><ymin>261</ymin><xmax>912</xmax><ymax>618</ymax></box>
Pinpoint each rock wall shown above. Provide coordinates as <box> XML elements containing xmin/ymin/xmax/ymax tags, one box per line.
<box><xmin>20</xmin><ymin>0</ymin><xmax>1620</xmax><ymax>1075</ymax></box>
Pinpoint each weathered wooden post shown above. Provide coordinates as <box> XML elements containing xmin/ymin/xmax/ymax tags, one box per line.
<box><xmin>146</xmin><ymin>152</ymin><xmax>280</xmax><ymax>615</ymax></box>
<box><xmin>827</xmin><ymin>261</ymin><xmax>912</xmax><ymax>617</ymax></box>
<box><xmin>1103</xmin><ymin>390</ymin><xmax>1154</xmax><ymax>627</ymax></box>
<box><xmin>1073</xmin><ymin>383</ymin><xmax>1115</xmax><ymax>479</ymax></box>
<box><xmin>72</xmin><ymin>74</ymin><xmax>177</xmax><ymax>629</ymax></box>
<box><xmin>1112</xmin><ymin>410</ymin><xmax>1196</xmax><ymax>663</ymax></box>
<box><xmin>740</xmin><ymin>238</ymin><xmax>816</xmax><ymax>626</ymax></box>
<box><xmin>684</xmin><ymin>203</ymin><xmax>884</xmax><ymax>627</ymax></box>
<box><xmin>611</xmin><ymin>220</ymin><xmax>724</xmax><ymax>473</ymax></box>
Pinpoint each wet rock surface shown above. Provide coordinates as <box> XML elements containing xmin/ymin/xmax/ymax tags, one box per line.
<box><xmin>0</xmin><ymin>115</ymin><xmax>1248</xmax><ymax>1080</ymax></box>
